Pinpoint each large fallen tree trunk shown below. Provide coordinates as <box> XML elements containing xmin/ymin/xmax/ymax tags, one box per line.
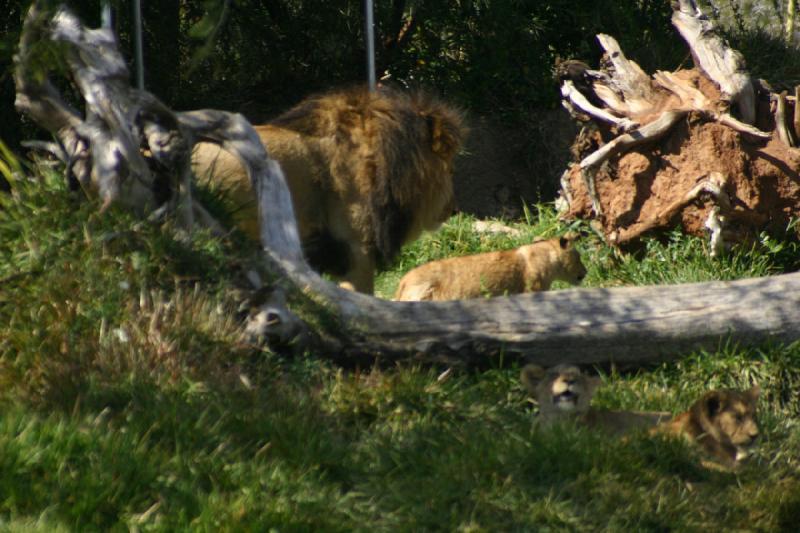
<box><xmin>558</xmin><ymin>0</ymin><xmax>800</xmax><ymax>251</ymax></box>
<box><xmin>14</xmin><ymin>2</ymin><xmax>800</xmax><ymax>368</ymax></box>
<box><xmin>278</xmin><ymin>262</ymin><xmax>800</xmax><ymax>368</ymax></box>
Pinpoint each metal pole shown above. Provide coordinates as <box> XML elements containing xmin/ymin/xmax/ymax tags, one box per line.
<box><xmin>101</xmin><ymin>1</ymin><xmax>112</xmax><ymax>30</ymax></box>
<box><xmin>364</xmin><ymin>0</ymin><xmax>376</xmax><ymax>92</ymax></box>
<box><xmin>133</xmin><ymin>0</ymin><xmax>145</xmax><ymax>89</ymax></box>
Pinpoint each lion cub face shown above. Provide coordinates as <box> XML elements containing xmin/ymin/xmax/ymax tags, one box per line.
<box><xmin>709</xmin><ymin>390</ymin><xmax>760</xmax><ymax>451</ymax></box>
<box><xmin>692</xmin><ymin>386</ymin><xmax>760</xmax><ymax>462</ymax></box>
<box><xmin>521</xmin><ymin>364</ymin><xmax>600</xmax><ymax>421</ymax></box>
<box><xmin>520</xmin><ymin>234</ymin><xmax>586</xmax><ymax>287</ymax></box>
<box><xmin>655</xmin><ymin>386</ymin><xmax>760</xmax><ymax>466</ymax></box>
<box><xmin>522</xmin><ymin>364</ymin><xmax>673</xmax><ymax>435</ymax></box>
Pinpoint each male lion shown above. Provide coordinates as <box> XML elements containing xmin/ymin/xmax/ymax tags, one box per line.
<box><xmin>652</xmin><ymin>386</ymin><xmax>760</xmax><ymax>467</ymax></box>
<box><xmin>394</xmin><ymin>235</ymin><xmax>586</xmax><ymax>301</ymax></box>
<box><xmin>193</xmin><ymin>86</ymin><xmax>467</xmax><ymax>293</ymax></box>
<box><xmin>521</xmin><ymin>364</ymin><xmax>671</xmax><ymax>436</ymax></box>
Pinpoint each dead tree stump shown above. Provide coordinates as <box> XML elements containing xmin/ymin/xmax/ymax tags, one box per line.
<box><xmin>558</xmin><ymin>0</ymin><xmax>800</xmax><ymax>252</ymax></box>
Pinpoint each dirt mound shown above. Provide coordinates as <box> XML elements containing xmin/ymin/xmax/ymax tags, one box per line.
<box><xmin>565</xmin><ymin>101</ymin><xmax>800</xmax><ymax>246</ymax></box>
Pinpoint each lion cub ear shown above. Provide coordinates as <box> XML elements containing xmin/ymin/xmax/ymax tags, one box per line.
<box><xmin>559</xmin><ymin>232</ymin><xmax>579</xmax><ymax>249</ymax></box>
<box><xmin>745</xmin><ymin>385</ymin><xmax>761</xmax><ymax>404</ymax></box>
<box><xmin>699</xmin><ymin>391</ymin><xmax>724</xmax><ymax>419</ymax></box>
<box><xmin>520</xmin><ymin>364</ymin><xmax>546</xmax><ymax>394</ymax></box>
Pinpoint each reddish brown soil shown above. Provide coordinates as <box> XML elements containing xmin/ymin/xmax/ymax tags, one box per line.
<box><xmin>565</xmin><ymin>91</ymin><xmax>800</xmax><ymax>246</ymax></box>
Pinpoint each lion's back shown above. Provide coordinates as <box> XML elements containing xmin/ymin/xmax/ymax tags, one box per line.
<box><xmin>193</xmin><ymin>85</ymin><xmax>467</xmax><ymax>292</ymax></box>
<box><xmin>394</xmin><ymin>250</ymin><xmax>524</xmax><ymax>301</ymax></box>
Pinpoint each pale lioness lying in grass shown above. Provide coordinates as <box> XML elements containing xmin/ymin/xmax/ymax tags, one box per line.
<box><xmin>520</xmin><ymin>364</ymin><xmax>671</xmax><ymax>436</ymax></box>
<box><xmin>651</xmin><ymin>386</ymin><xmax>760</xmax><ymax>468</ymax></box>
<box><xmin>394</xmin><ymin>234</ymin><xmax>586</xmax><ymax>301</ymax></box>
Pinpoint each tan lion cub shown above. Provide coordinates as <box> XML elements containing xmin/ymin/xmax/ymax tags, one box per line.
<box><xmin>652</xmin><ymin>386</ymin><xmax>760</xmax><ymax>468</ymax></box>
<box><xmin>394</xmin><ymin>234</ymin><xmax>586</xmax><ymax>301</ymax></box>
<box><xmin>520</xmin><ymin>364</ymin><xmax>671</xmax><ymax>436</ymax></box>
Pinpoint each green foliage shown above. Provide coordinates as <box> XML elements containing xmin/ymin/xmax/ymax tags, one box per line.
<box><xmin>1</xmin><ymin>0</ymin><xmax>681</xmax><ymax>151</ymax></box>
<box><xmin>164</xmin><ymin>0</ymin><xmax>680</xmax><ymax>120</ymax></box>
<box><xmin>584</xmin><ymin>228</ymin><xmax>799</xmax><ymax>288</ymax></box>
<box><xmin>375</xmin><ymin>204</ymin><xmax>798</xmax><ymax>298</ymax></box>
<box><xmin>0</xmin><ymin>163</ymin><xmax>251</xmax><ymax>407</ymax></box>
<box><xmin>387</xmin><ymin>0</ymin><xmax>679</xmax><ymax>113</ymax></box>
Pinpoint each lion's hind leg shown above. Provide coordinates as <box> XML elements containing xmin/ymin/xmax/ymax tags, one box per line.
<box><xmin>394</xmin><ymin>279</ymin><xmax>437</xmax><ymax>301</ymax></box>
<box><xmin>343</xmin><ymin>248</ymin><xmax>376</xmax><ymax>294</ymax></box>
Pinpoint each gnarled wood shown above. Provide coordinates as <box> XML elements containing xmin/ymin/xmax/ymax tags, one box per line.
<box><xmin>594</xmin><ymin>33</ymin><xmax>654</xmax><ymax>115</ymax></box>
<box><xmin>16</xmin><ymin>5</ymin><xmax>170</xmax><ymax>210</ymax></box>
<box><xmin>561</xmin><ymin>80</ymin><xmax>637</xmax><ymax>131</ymax></box>
<box><xmin>246</xmin><ymin>153</ymin><xmax>800</xmax><ymax>366</ymax></box>
<box><xmin>671</xmin><ymin>0</ymin><xmax>755</xmax><ymax>125</ymax></box>
<box><xmin>610</xmin><ymin>172</ymin><xmax>728</xmax><ymax>245</ymax></box>
<box><xmin>775</xmin><ymin>91</ymin><xmax>795</xmax><ymax>147</ymax></box>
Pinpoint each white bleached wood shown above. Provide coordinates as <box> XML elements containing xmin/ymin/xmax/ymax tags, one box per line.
<box><xmin>594</xmin><ymin>33</ymin><xmax>654</xmax><ymax>115</ymax></box>
<box><xmin>672</xmin><ymin>0</ymin><xmax>755</xmax><ymax>124</ymax></box>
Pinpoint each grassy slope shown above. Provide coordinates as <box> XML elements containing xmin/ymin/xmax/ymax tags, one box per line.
<box><xmin>2</xmin><ymin>167</ymin><xmax>800</xmax><ymax>531</ymax></box>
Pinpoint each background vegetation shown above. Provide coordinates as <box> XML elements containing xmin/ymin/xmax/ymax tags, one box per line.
<box><xmin>2</xmin><ymin>0</ymin><xmax>680</xmax><ymax>182</ymax></box>
<box><xmin>4</xmin><ymin>1</ymin><xmax>800</xmax><ymax>203</ymax></box>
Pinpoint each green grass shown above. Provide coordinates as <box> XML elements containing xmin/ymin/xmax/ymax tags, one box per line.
<box><xmin>375</xmin><ymin>206</ymin><xmax>799</xmax><ymax>298</ymax></box>
<box><xmin>2</xmin><ymin>163</ymin><xmax>800</xmax><ymax>530</ymax></box>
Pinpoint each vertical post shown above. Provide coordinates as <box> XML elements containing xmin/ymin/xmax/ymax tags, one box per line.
<box><xmin>133</xmin><ymin>0</ymin><xmax>145</xmax><ymax>89</ymax></box>
<box><xmin>787</xmin><ymin>0</ymin><xmax>796</xmax><ymax>45</ymax></box>
<box><xmin>364</xmin><ymin>0</ymin><xmax>376</xmax><ymax>92</ymax></box>
<box><xmin>101</xmin><ymin>1</ymin><xmax>112</xmax><ymax>30</ymax></box>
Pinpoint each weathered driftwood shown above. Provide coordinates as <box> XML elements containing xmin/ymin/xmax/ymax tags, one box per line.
<box><xmin>15</xmin><ymin>2</ymin><xmax>800</xmax><ymax>367</ymax></box>
<box><xmin>652</xmin><ymin>70</ymin><xmax>769</xmax><ymax>139</ymax></box>
<box><xmin>560</xmin><ymin>80</ymin><xmax>637</xmax><ymax>132</ymax></box>
<box><xmin>13</xmin><ymin>3</ymin><xmax>222</xmax><ymax>231</ymax></box>
<box><xmin>559</xmin><ymin>23</ymin><xmax>769</xmax><ymax>225</ymax></box>
<box><xmin>15</xmin><ymin>5</ymin><xmax>173</xmax><ymax>211</ymax></box>
<box><xmin>579</xmin><ymin>110</ymin><xmax>687</xmax><ymax>173</ymax></box>
<box><xmin>794</xmin><ymin>85</ymin><xmax>800</xmax><ymax>140</ymax></box>
<box><xmin>671</xmin><ymin>0</ymin><xmax>756</xmax><ymax>125</ymax></box>
<box><xmin>594</xmin><ymin>33</ymin><xmax>654</xmax><ymax>115</ymax></box>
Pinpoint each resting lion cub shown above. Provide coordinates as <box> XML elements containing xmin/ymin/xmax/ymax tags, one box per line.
<box><xmin>652</xmin><ymin>386</ymin><xmax>760</xmax><ymax>467</ymax></box>
<box><xmin>520</xmin><ymin>364</ymin><xmax>671</xmax><ymax>436</ymax></box>
<box><xmin>394</xmin><ymin>235</ymin><xmax>586</xmax><ymax>301</ymax></box>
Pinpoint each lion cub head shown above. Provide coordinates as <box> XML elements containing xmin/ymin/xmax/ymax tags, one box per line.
<box><xmin>656</xmin><ymin>386</ymin><xmax>760</xmax><ymax>467</ymax></box>
<box><xmin>520</xmin><ymin>363</ymin><xmax>600</xmax><ymax>422</ymax></box>
<box><xmin>689</xmin><ymin>386</ymin><xmax>761</xmax><ymax>463</ymax></box>
<box><xmin>520</xmin><ymin>234</ymin><xmax>586</xmax><ymax>288</ymax></box>
<box><xmin>521</xmin><ymin>364</ymin><xmax>673</xmax><ymax>435</ymax></box>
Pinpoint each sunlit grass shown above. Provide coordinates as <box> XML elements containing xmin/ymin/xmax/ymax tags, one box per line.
<box><xmin>376</xmin><ymin>203</ymin><xmax>797</xmax><ymax>298</ymax></box>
